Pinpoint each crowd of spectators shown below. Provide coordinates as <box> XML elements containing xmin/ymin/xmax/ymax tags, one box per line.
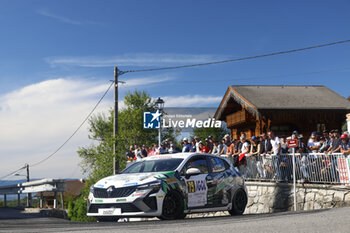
<box><xmin>126</xmin><ymin>129</ymin><xmax>350</xmax><ymax>183</ymax></box>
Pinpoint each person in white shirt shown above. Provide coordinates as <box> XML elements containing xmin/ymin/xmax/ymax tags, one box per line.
<box><xmin>268</xmin><ymin>131</ymin><xmax>283</xmax><ymax>180</ymax></box>
<box><xmin>268</xmin><ymin>131</ymin><xmax>281</xmax><ymax>155</ymax></box>
<box><xmin>238</xmin><ymin>134</ymin><xmax>250</xmax><ymax>177</ymax></box>
<box><xmin>194</xmin><ymin>136</ymin><xmax>200</xmax><ymax>152</ymax></box>
<box><xmin>307</xmin><ymin>133</ymin><xmax>321</xmax><ymax>153</ymax></box>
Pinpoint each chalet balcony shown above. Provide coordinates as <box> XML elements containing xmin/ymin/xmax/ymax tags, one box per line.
<box><xmin>226</xmin><ymin>109</ymin><xmax>247</xmax><ymax>127</ymax></box>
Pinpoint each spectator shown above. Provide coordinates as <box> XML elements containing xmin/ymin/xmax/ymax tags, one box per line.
<box><xmin>280</xmin><ymin>135</ymin><xmax>288</xmax><ymax>154</ymax></box>
<box><xmin>246</xmin><ymin>136</ymin><xmax>260</xmax><ymax>178</ymax></box>
<box><xmin>260</xmin><ymin>133</ymin><xmax>272</xmax><ymax>154</ymax></box>
<box><xmin>134</xmin><ymin>145</ymin><xmax>142</xmax><ymax>158</ymax></box>
<box><xmin>340</xmin><ymin>133</ymin><xmax>350</xmax><ymax>155</ymax></box>
<box><xmin>148</xmin><ymin>146</ymin><xmax>155</xmax><ymax>156</ymax></box>
<box><xmin>126</xmin><ymin>146</ymin><xmax>135</xmax><ymax>161</ymax></box>
<box><xmin>220</xmin><ymin>134</ymin><xmax>231</xmax><ymax>155</ymax></box>
<box><xmin>199</xmin><ymin>141</ymin><xmax>210</xmax><ymax>153</ymax></box>
<box><xmin>164</xmin><ymin>139</ymin><xmax>170</xmax><ymax>149</ymax></box>
<box><xmin>226</xmin><ymin>137</ymin><xmax>235</xmax><ymax>158</ymax></box>
<box><xmin>169</xmin><ymin>143</ymin><xmax>181</xmax><ymax>153</ymax></box>
<box><xmin>220</xmin><ymin>138</ymin><xmax>228</xmax><ymax>155</ymax></box>
<box><xmin>248</xmin><ymin>136</ymin><xmax>260</xmax><ymax>157</ymax></box>
<box><xmin>307</xmin><ymin>132</ymin><xmax>321</xmax><ymax>153</ymax></box>
<box><xmin>194</xmin><ymin>136</ymin><xmax>201</xmax><ymax>152</ymax></box>
<box><xmin>322</xmin><ymin>130</ymin><xmax>331</xmax><ymax>151</ymax></box>
<box><xmin>141</xmin><ymin>145</ymin><xmax>148</xmax><ymax>158</ymax></box>
<box><xmin>190</xmin><ymin>139</ymin><xmax>197</xmax><ymax>152</ymax></box>
<box><xmin>182</xmin><ymin>138</ymin><xmax>191</xmax><ymax>152</ymax></box>
<box><xmin>237</xmin><ymin>134</ymin><xmax>249</xmax><ymax>175</ymax></box>
<box><xmin>290</xmin><ymin>130</ymin><xmax>305</xmax><ymax>153</ymax></box>
<box><xmin>154</xmin><ymin>143</ymin><xmax>160</xmax><ymax>155</ymax></box>
<box><xmin>319</xmin><ymin>137</ymin><xmax>328</xmax><ymax>153</ymax></box>
<box><xmin>327</xmin><ymin>130</ymin><xmax>342</xmax><ymax>153</ymax></box>
<box><xmin>207</xmin><ymin>136</ymin><xmax>214</xmax><ymax>153</ymax></box>
<box><xmin>268</xmin><ymin>131</ymin><xmax>281</xmax><ymax>155</ymax></box>
<box><xmin>159</xmin><ymin>144</ymin><xmax>167</xmax><ymax>154</ymax></box>
<box><xmin>259</xmin><ymin>133</ymin><xmax>273</xmax><ymax>178</ymax></box>
<box><xmin>268</xmin><ymin>131</ymin><xmax>282</xmax><ymax>180</ymax></box>
<box><xmin>212</xmin><ymin>140</ymin><xmax>223</xmax><ymax>155</ymax></box>
<box><xmin>326</xmin><ymin>130</ymin><xmax>341</xmax><ymax>183</ymax></box>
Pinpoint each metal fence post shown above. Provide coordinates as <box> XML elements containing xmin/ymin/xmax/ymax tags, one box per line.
<box><xmin>40</xmin><ymin>192</ymin><xmax>43</xmax><ymax>208</ymax></box>
<box><xmin>292</xmin><ymin>148</ymin><xmax>296</xmax><ymax>211</ymax></box>
<box><xmin>54</xmin><ymin>191</ymin><xmax>57</xmax><ymax>209</ymax></box>
<box><xmin>17</xmin><ymin>194</ymin><xmax>20</xmax><ymax>207</ymax></box>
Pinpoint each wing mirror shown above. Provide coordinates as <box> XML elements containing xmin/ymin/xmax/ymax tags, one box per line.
<box><xmin>185</xmin><ymin>168</ymin><xmax>201</xmax><ymax>179</ymax></box>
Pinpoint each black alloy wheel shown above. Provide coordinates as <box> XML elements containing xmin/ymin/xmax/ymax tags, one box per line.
<box><xmin>160</xmin><ymin>191</ymin><xmax>186</xmax><ymax>220</ymax></box>
<box><xmin>229</xmin><ymin>189</ymin><xmax>247</xmax><ymax>216</ymax></box>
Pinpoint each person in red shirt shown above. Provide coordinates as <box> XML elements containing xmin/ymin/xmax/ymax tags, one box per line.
<box><xmin>199</xmin><ymin>141</ymin><xmax>210</xmax><ymax>153</ymax></box>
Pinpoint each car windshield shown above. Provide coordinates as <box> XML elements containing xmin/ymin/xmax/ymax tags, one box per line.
<box><xmin>121</xmin><ymin>159</ymin><xmax>183</xmax><ymax>174</ymax></box>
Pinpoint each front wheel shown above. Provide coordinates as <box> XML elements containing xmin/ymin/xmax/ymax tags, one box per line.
<box><xmin>160</xmin><ymin>191</ymin><xmax>186</xmax><ymax>220</ymax></box>
<box><xmin>229</xmin><ymin>189</ymin><xmax>247</xmax><ymax>216</ymax></box>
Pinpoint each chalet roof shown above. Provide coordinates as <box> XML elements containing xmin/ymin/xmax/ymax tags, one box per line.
<box><xmin>215</xmin><ymin>85</ymin><xmax>350</xmax><ymax>120</ymax></box>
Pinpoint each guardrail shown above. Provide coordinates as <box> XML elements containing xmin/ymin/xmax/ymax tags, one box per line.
<box><xmin>0</xmin><ymin>179</ymin><xmax>66</xmax><ymax>208</ymax></box>
<box><xmin>239</xmin><ymin>153</ymin><xmax>350</xmax><ymax>185</ymax></box>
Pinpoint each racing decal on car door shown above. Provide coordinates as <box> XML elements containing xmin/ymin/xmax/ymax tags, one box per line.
<box><xmin>186</xmin><ymin>174</ymin><xmax>208</xmax><ymax>207</ymax></box>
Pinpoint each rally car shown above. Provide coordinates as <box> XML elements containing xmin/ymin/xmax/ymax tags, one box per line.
<box><xmin>87</xmin><ymin>153</ymin><xmax>247</xmax><ymax>222</ymax></box>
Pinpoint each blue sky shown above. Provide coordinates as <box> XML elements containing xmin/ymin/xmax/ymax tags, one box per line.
<box><xmin>0</xmin><ymin>0</ymin><xmax>350</xmax><ymax>179</ymax></box>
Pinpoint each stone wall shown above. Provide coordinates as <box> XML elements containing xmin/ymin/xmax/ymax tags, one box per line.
<box><xmin>244</xmin><ymin>181</ymin><xmax>350</xmax><ymax>214</ymax></box>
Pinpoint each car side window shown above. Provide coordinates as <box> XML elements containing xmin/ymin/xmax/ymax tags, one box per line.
<box><xmin>181</xmin><ymin>156</ymin><xmax>209</xmax><ymax>174</ymax></box>
<box><xmin>209</xmin><ymin>157</ymin><xmax>226</xmax><ymax>173</ymax></box>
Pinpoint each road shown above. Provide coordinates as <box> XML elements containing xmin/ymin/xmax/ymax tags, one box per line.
<box><xmin>1</xmin><ymin>207</ymin><xmax>350</xmax><ymax>233</ymax></box>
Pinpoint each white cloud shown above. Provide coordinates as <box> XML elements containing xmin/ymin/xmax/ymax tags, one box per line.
<box><xmin>0</xmin><ymin>76</ymin><xmax>171</xmax><ymax>180</ymax></box>
<box><xmin>37</xmin><ymin>9</ymin><xmax>106</xmax><ymax>27</ymax></box>
<box><xmin>37</xmin><ymin>9</ymin><xmax>82</xmax><ymax>25</ymax></box>
<box><xmin>45</xmin><ymin>53</ymin><xmax>224</xmax><ymax>68</ymax></box>
<box><xmin>162</xmin><ymin>95</ymin><xmax>222</xmax><ymax>107</ymax></box>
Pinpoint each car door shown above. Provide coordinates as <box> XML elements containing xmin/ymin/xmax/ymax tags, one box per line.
<box><xmin>181</xmin><ymin>155</ymin><xmax>210</xmax><ymax>209</ymax></box>
<box><xmin>207</xmin><ymin>156</ymin><xmax>232</xmax><ymax>207</ymax></box>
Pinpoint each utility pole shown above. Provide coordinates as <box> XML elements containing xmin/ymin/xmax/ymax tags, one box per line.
<box><xmin>113</xmin><ymin>67</ymin><xmax>119</xmax><ymax>175</ymax></box>
<box><xmin>25</xmin><ymin>164</ymin><xmax>32</xmax><ymax>207</ymax></box>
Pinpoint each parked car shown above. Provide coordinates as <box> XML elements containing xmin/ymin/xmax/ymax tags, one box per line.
<box><xmin>87</xmin><ymin>153</ymin><xmax>247</xmax><ymax>221</ymax></box>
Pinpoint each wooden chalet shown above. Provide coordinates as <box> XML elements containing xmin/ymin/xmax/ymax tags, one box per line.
<box><xmin>214</xmin><ymin>85</ymin><xmax>350</xmax><ymax>140</ymax></box>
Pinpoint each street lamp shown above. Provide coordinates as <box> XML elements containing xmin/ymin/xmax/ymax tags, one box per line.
<box><xmin>155</xmin><ymin>97</ymin><xmax>164</xmax><ymax>147</ymax></box>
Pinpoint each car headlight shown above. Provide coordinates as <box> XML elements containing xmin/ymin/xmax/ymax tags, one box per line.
<box><xmin>90</xmin><ymin>185</ymin><xmax>94</xmax><ymax>193</ymax></box>
<box><xmin>136</xmin><ymin>180</ymin><xmax>162</xmax><ymax>191</ymax></box>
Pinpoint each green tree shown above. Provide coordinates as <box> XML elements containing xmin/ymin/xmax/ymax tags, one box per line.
<box><xmin>68</xmin><ymin>90</ymin><xmax>176</xmax><ymax>221</ymax></box>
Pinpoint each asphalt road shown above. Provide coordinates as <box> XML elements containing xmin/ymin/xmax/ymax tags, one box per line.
<box><xmin>1</xmin><ymin>207</ymin><xmax>350</xmax><ymax>233</ymax></box>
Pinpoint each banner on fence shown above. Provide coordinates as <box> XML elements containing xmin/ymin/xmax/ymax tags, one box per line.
<box><xmin>337</xmin><ymin>157</ymin><xmax>349</xmax><ymax>185</ymax></box>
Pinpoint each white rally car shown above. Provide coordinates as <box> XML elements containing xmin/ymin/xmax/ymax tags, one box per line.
<box><xmin>87</xmin><ymin>153</ymin><xmax>247</xmax><ymax>221</ymax></box>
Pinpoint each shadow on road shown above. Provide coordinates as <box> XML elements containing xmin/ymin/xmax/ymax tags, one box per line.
<box><xmin>0</xmin><ymin>208</ymin><xmax>41</xmax><ymax>220</ymax></box>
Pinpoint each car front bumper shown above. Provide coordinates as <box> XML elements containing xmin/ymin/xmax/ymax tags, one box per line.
<box><xmin>86</xmin><ymin>187</ymin><xmax>165</xmax><ymax>217</ymax></box>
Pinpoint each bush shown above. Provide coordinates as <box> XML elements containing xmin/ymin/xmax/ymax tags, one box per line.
<box><xmin>67</xmin><ymin>179</ymin><xmax>96</xmax><ymax>222</ymax></box>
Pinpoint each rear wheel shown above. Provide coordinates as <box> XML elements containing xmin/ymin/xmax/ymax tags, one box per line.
<box><xmin>160</xmin><ymin>191</ymin><xmax>186</xmax><ymax>220</ymax></box>
<box><xmin>229</xmin><ymin>189</ymin><xmax>247</xmax><ymax>216</ymax></box>
<box><xmin>95</xmin><ymin>217</ymin><xmax>120</xmax><ymax>222</ymax></box>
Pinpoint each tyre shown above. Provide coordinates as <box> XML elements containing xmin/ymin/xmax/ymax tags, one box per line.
<box><xmin>229</xmin><ymin>189</ymin><xmax>247</xmax><ymax>216</ymax></box>
<box><xmin>160</xmin><ymin>191</ymin><xmax>186</xmax><ymax>220</ymax></box>
<box><xmin>95</xmin><ymin>217</ymin><xmax>120</xmax><ymax>222</ymax></box>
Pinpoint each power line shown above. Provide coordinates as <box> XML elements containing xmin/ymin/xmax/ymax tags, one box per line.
<box><xmin>0</xmin><ymin>166</ymin><xmax>26</xmax><ymax>182</ymax></box>
<box><xmin>121</xmin><ymin>39</ymin><xmax>350</xmax><ymax>74</ymax></box>
<box><xmin>29</xmin><ymin>81</ymin><xmax>114</xmax><ymax>168</ymax></box>
<box><xmin>174</xmin><ymin>67</ymin><xmax>350</xmax><ymax>84</ymax></box>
